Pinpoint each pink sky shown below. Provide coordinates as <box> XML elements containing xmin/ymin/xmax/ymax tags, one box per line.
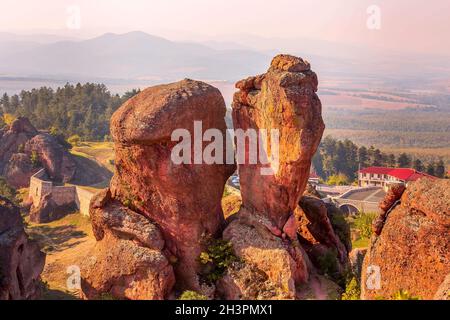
<box><xmin>2</xmin><ymin>0</ymin><xmax>450</xmax><ymax>56</ymax></box>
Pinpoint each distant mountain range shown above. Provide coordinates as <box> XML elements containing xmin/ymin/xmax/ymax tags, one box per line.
<box><xmin>0</xmin><ymin>31</ymin><xmax>269</xmax><ymax>81</ymax></box>
<box><xmin>0</xmin><ymin>31</ymin><xmax>449</xmax><ymax>83</ymax></box>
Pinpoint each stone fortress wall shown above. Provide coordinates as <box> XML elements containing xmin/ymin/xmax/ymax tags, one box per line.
<box><xmin>29</xmin><ymin>169</ymin><xmax>95</xmax><ymax>216</ymax></box>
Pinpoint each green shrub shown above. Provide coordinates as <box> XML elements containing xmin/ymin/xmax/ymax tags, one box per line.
<box><xmin>178</xmin><ymin>290</ymin><xmax>208</xmax><ymax>300</ymax></box>
<box><xmin>0</xmin><ymin>177</ymin><xmax>18</xmax><ymax>204</ymax></box>
<box><xmin>67</xmin><ymin>134</ymin><xmax>81</xmax><ymax>147</ymax></box>
<box><xmin>99</xmin><ymin>292</ymin><xmax>116</xmax><ymax>300</ymax></box>
<box><xmin>341</xmin><ymin>277</ymin><xmax>361</xmax><ymax>300</ymax></box>
<box><xmin>327</xmin><ymin>173</ymin><xmax>351</xmax><ymax>186</ymax></box>
<box><xmin>354</xmin><ymin>212</ymin><xmax>378</xmax><ymax>239</ymax></box>
<box><xmin>328</xmin><ymin>206</ymin><xmax>351</xmax><ymax>250</ymax></box>
<box><xmin>30</xmin><ymin>151</ymin><xmax>41</xmax><ymax>168</ymax></box>
<box><xmin>392</xmin><ymin>289</ymin><xmax>420</xmax><ymax>300</ymax></box>
<box><xmin>317</xmin><ymin>249</ymin><xmax>338</xmax><ymax>278</ymax></box>
<box><xmin>199</xmin><ymin>238</ymin><xmax>238</xmax><ymax>283</ymax></box>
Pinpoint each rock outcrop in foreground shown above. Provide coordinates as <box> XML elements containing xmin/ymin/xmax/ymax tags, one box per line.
<box><xmin>362</xmin><ymin>178</ymin><xmax>450</xmax><ymax>300</ymax></box>
<box><xmin>219</xmin><ymin>55</ymin><xmax>327</xmax><ymax>299</ymax></box>
<box><xmin>81</xmin><ymin>79</ymin><xmax>234</xmax><ymax>299</ymax></box>
<box><xmin>82</xmin><ymin>55</ymin><xmax>354</xmax><ymax>300</ymax></box>
<box><xmin>232</xmin><ymin>54</ymin><xmax>324</xmax><ymax>230</ymax></box>
<box><xmin>0</xmin><ymin>196</ymin><xmax>46</xmax><ymax>300</ymax></box>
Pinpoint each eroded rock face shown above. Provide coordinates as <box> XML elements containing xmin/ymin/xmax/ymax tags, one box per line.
<box><xmin>25</xmin><ymin>134</ymin><xmax>76</xmax><ymax>184</ymax></box>
<box><xmin>4</xmin><ymin>153</ymin><xmax>38</xmax><ymax>188</ymax></box>
<box><xmin>29</xmin><ymin>193</ymin><xmax>77</xmax><ymax>224</ymax></box>
<box><xmin>82</xmin><ymin>79</ymin><xmax>235</xmax><ymax>297</ymax></box>
<box><xmin>222</xmin><ymin>209</ymin><xmax>311</xmax><ymax>299</ymax></box>
<box><xmin>372</xmin><ymin>183</ymin><xmax>406</xmax><ymax>236</ymax></box>
<box><xmin>232</xmin><ymin>54</ymin><xmax>324</xmax><ymax>229</ymax></box>
<box><xmin>362</xmin><ymin>179</ymin><xmax>450</xmax><ymax>300</ymax></box>
<box><xmin>434</xmin><ymin>274</ymin><xmax>450</xmax><ymax>300</ymax></box>
<box><xmin>81</xmin><ymin>189</ymin><xmax>175</xmax><ymax>300</ymax></box>
<box><xmin>0</xmin><ymin>117</ymin><xmax>76</xmax><ymax>188</ymax></box>
<box><xmin>0</xmin><ymin>196</ymin><xmax>45</xmax><ymax>300</ymax></box>
<box><xmin>0</xmin><ymin>118</ymin><xmax>38</xmax><ymax>187</ymax></box>
<box><xmin>296</xmin><ymin>196</ymin><xmax>350</xmax><ymax>276</ymax></box>
<box><xmin>349</xmin><ymin>248</ymin><xmax>367</xmax><ymax>283</ymax></box>
<box><xmin>222</xmin><ymin>55</ymin><xmax>325</xmax><ymax>299</ymax></box>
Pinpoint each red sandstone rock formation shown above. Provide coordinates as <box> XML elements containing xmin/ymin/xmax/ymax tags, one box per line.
<box><xmin>29</xmin><ymin>193</ymin><xmax>77</xmax><ymax>223</ymax></box>
<box><xmin>25</xmin><ymin>134</ymin><xmax>76</xmax><ymax>184</ymax></box>
<box><xmin>0</xmin><ymin>117</ymin><xmax>76</xmax><ymax>188</ymax></box>
<box><xmin>296</xmin><ymin>196</ymin><xmax>350</xmax><ymax>275</ymax></box>
<box><xmin>221</xmin><ymin>55</ymin><xmax>325</xmax><ymax>299</ymax></box>
<box><xmin>362</xmin><ymin>178</ymin><xmax>450</xmax><ymax>300</ymax></box>
<box><xmin>372</xmin><ymin>183</ymin><xmax>406</xmax><ymax>236</ymax></box>
<box><xmin>0</xmin><ymin>118</ymin><xmax>38</xmax><ymax>187</ymax></box>
<box><xmin>0</xmin><ymin>196</ymin><xmax>45</xmax><ymax>300</ymax></box>
<box><xmin>81</xmin><ymin>190</ymin><xmax>175</xmax><ymax>300</ymax></box>
<box><xmin>232</xmin><ymin>54</ymin><xmax>324</xmax><ymax>230</ymax></box>
<box><xmin>349</xmin><ymin>248</ymin><xmax>367</xmax><ymax>283</ymax></box>
<box><xmin>81</xmin><ymin>79</ymin><xmax>234</xmax><ymax>298</ymax></box>
<box><xmin>3</xmin><ymin>153</ymin><xmax>38</xmax><ymax>188</ymax></box>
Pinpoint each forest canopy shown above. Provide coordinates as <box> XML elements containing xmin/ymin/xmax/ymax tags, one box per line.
<box><xmin>313</xmin><ymin>136</ymin><xmax>446</xmax><ymax>183</ymax></box>
<box><xmin>0</xmin><ymin>84</ymin><xmax>139</xmax><ymax>141</ymax></box>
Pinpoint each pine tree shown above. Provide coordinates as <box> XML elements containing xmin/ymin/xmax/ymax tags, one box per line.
<box><xmin>413</xmin><ymin>159</ymin><xmax>424</xmax><ymax>172</ymax></box>
<box><xmin>397</xmin><ymin>153</ymin><xmax>412</xmax><ymax>168</ymax></box>
<box><xmin>435</xmin><ymin>160</ymin><xmax>445</xmax><ymax>178</ymax></box>
<box><xmin>0</xmin><ymin>93</ymin><xmax>9</xmax><ymax>112</ymax></box>
<box><xmin>358</xmin><ymin>146</ymin><xmax>369</xmax><ymax>168</ymax></box>
<box><xmin>426</xmin><ymin>162</ymin><xmax>435</xmax><ymax>176</ymax></box>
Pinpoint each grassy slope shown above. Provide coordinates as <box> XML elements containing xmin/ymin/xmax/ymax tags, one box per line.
<box><xmin>26</xmin><ymin>213</ymin><xmax>95</xmax><ymax>300</ymax></box>
<box><xmin>69</xmin><ymin>142</ymin><xmax>115</xmax><ymax>189</ymax></box>
<box><xmin>71</xmin><ymin>142</ymin><xmax>115</xmax><ymax>173</ymax></box>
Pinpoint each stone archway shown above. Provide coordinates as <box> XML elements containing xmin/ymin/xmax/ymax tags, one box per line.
<box><xmin>339</xmin><ymin>203</ymin><xmax>360</xmax><ymax>216</ymax></box>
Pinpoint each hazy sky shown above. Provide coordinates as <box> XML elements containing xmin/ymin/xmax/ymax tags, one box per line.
<box><xmin>2</xmin><ymin>0</ymin><xmax>450</xmax><ymax>56</ymax></box>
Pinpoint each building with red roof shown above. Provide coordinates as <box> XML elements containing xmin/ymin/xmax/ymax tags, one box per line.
<box><xmin>358</xmin><ymin>166</ymin><xmax>436</xmax><ymax>190</ymax></box>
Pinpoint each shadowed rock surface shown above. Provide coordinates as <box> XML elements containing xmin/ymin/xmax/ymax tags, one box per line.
<box><xmin>29</xmin><ymin>193</ymin><xmax>77</xmax><ymax>224</ymax></box>
<box><xmin>3</xmin><ymin>153</ymin><xmax>38</xmax><ymax>188</ymax></box>
<box><xmin>296</xmin><ymin>196</ymin><xmax>350</xmax><ymax>276</ymax></box>
<box><xmin>362</xmin><ymin>178</ymin><xmax>450</xmax><ymax>300</ymax></box>
<box><xmin>0</xmin><ymin>117</ymin><xmax>76</xmax><ymax>188</ymax></box>
<box><xmin>0</xmin><ymin>118</ymin><xmax>38</xmax><ymax>187</ymax></box>
<box><xmin>25</xmin><ymin>134</ymin><xmax>76</xmax><ymax>184</ymax></box>
<box><xmin>0</xmin><ymin>196</ymin><xmax>46</xmax><ymax>300</ymax></box>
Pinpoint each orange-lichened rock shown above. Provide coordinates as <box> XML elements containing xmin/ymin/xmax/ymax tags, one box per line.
<box><xmin>81</xmin><ymin>79</ymin><xmax>235</xmax><ymax>298</ymax></box>
<box><xmin>221</xmin><ymin>55</ymin><xmax>325</xmax><ymax>299</ymax></box>
<box><xmin>232</xmin><ymin>54</ymin><xmax>324</xmax><ymax>230</ymax></box>
<box><xmin>81</xmin><ymin>190</ymin><xmax>175</xmax><ymax>300</ymax></box>
<box><xmin>362</xmin><ymin>178</ymin><xmax>450</xmax><ymax>300</ymax></box>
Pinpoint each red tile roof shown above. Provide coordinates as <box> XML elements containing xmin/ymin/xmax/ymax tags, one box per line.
<box><xmin>359</xmin><ymin>167</ymin><xmax>392</xmax><ymax>175</ymax></box>
<box><xmin>359</xmin><ymin>167</ymin><xmax>436</xmax><ymax>181</ymax></box>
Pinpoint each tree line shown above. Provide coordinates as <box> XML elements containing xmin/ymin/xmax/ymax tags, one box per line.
<box><xmin>0</xmin><ymin>84</ymin><xmax>140</xmax><ymax>141</ymax></box>
<box><xmin>313</xmin><ymin>136</ymin><xmax>446</xmax><ymax>184</ymax></box>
